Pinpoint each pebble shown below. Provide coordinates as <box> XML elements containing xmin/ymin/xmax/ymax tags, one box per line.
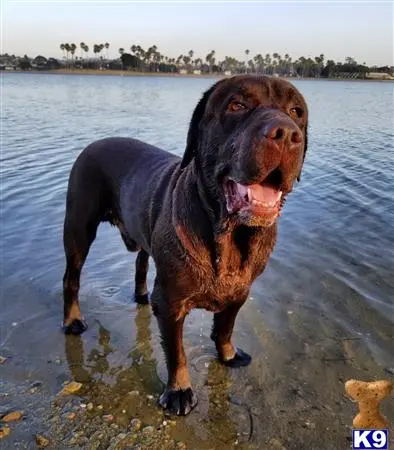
<box><xmin>129</xmin><ymin>418</ymin><xmax>141</xmax><ymax>431</ymax></box>
<box><xmin>0</xmin><ymin>356</ymin><xmax>7</xmax><ymax>364</ymax></box>
<box><xmin>176</xmin><ymin>442</ymin><xmax>187</xmax><ymax>449</ymax></box>
<box><xmin>142</xmin><ymin>425</ymin><xmax>154</xmax><ymax>436</ymax></box>
<box><xmin>110</xmin><ymin>423</ymin><xmax>119</xmax><ymax>430</ymax></box>
<box><xmin>107</xmin><ymin>433</ymin><xmax>127</xmax><ymax>449</ymax></box>
<box><xmin>87</xmin><ymin>403</ymin><xmax>94</xmax><ymax>411</ymax></box>
<box><xmin>66</xmin><ymin>412</ymin><xmax>76</xmax><ymax>420</ymax></box>
<box><xmin>167</xmin><ymin>420</ymin><xmax>176</xmax><ymax>427</ymax></box>
<box><xmin>147</xmin><ymin>395</ymin><xmax>154</xmax><ymax>400</ymax></box>
<box><xmin>0</xmin><ymin>426</ymin><xmax>10</xmax><ymax>439</ymax></box>
<box><xmin>268</xmin><ymin>437</ymin><xmax>286</xmax><ymax>449</ymax></box>
<box><xmin>35</xmin><ymin>434</ymin><xmax>50</xmax><ymax>447</ymax></box>
<box><xmin>128</xmin><ymin>390</ymin><xmax>140</xmax><ymax>397</ymax></box>
<box><xmin>2</xmin><ymin>410</ymin><xmax>23</xmax><ymax>422</ymax></box>
<box><xmin>103</xmin><ymin>414</ymin><xmax>114</xmax><ymax>423</ymax></box>
<box><xmin>58</xmin><ymin>381</ymin><xmax>82</xmax><ymax>396</ymax></box>
<box><xmin>29</xmin><ymin>381</ymin><xmax>43</xmax><ymax>394</ymax></box>
<box><xmin>250</xmin><ymin>406</ymin><xmax>261</xmax><ymax>416</ymax></box>
<box><xmin>97</xmin><ymin>405</ymin><xmax>103</xmax><ymax>410</ymax></box>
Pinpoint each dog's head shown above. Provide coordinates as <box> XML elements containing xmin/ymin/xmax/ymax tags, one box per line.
<box><xmin>181</xmin><ymin>75</ymin><xmax>309</xmax><ymax>227</ymax></box>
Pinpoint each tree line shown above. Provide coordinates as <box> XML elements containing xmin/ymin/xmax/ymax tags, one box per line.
<box><xmin>1</xmin><ymin>42</ymin><xmax>392</xmax><ymax>79</ymax></box>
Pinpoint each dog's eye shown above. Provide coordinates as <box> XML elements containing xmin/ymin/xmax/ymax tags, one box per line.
<box><xmin>228</xmin><ymin>101</ymin><xmax>248</xmax><ymax>113</ymax></box>
<box><xmin>289</xmin><ymin>107</ymin><xmax>303</xmax><ymax>119</ymax></box>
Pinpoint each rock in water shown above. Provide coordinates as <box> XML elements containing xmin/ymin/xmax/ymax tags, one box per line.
<box><xmin>0</xmin><ymin>426</ymin><xmax>11</xmax><ymax>439</ymax></box>
<box><xmin>35</xmin><ymin>434</ymin><xmax>50</xmax><ymax>447</ymax></box>
<box><xmin>2</xmin><ymin>411</ymin><xmax>23</xmax><ymax>422</ymax></box>
<box><xmin>58</xmin><ymin>381</ymin><xmax>83</xmax><ymax>396</ymax></box>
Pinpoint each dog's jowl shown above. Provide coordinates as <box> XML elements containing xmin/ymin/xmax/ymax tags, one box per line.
<box><xmin>62</xmin><ymin>75</ymin><xmax>309</xmax><ymax>416</ymax></box>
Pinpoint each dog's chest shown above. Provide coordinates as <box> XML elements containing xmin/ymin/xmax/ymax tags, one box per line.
<box><xmin>204</xmin><ymin>263</ymin><xmax>254</xmax><ymax>309</ymax></box>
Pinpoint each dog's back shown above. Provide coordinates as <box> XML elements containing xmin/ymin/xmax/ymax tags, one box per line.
<box><xmin>66</xmin><ymin>137</ymin><xmax>179</xmax><ymax>227</ymax></box>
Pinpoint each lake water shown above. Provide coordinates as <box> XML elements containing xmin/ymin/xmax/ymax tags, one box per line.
<box><xmin>1</xmin><ymin>73</ymin><xmax>393</xmax><ymax>449</ymax></box>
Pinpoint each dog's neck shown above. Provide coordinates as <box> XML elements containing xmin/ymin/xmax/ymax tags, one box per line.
<box><xmin>174</xmin><ymin>162</ymin><xmax>277</xmax><ymax>276</ymax></box>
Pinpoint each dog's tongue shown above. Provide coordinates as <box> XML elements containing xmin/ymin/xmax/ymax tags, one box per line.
<box><xmin>245</xmin><ymin>184</ymin><xmax>282</xmax><ymax>206</ymax></box>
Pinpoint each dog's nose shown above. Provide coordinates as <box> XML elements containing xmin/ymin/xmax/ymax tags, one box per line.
<box><xmin>264</xmin><ymin>122</ymin><xmax>302</xmax><ymax>144</ymax></box>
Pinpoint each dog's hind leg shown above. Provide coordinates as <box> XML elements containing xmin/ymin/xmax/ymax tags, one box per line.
<box><xmin>62</xmin><ymin>213</ymin><xmax>99</xmax><ymax>334</ymax></box>
<box><xmin>62</xmin><ymin>156</ymin><xmax>103</xmax><ymax>335</ymax></box>
<box><xmin>134</xmin><ymin>249</ymin><xmax>149</xmax><ymax>304</ymax></box>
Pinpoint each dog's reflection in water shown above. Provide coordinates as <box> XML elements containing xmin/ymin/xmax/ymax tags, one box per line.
<box><xmin>64</xmin><ymin>304</ymin><xmax>250</xmax><ymax>445</ymax></box>
<box><xmin>64</xmin><ymin>305</ymin><xmax>162</xmax><ymax>408</ymax></box>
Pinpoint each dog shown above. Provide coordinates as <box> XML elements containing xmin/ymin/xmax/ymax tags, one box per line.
<box><xmin>62</xmin><ymin>75</ymin><xmax>309</xmax><ymax>416</ymax></box>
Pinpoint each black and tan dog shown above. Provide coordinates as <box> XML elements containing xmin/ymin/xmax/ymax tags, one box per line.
<box><xmin>62</xmin><ymin>75</ymin><xmax>309</xmax><ymax>415</ymax></box>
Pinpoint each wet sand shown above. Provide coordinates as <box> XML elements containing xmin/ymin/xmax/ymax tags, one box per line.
<box><xmin>1</xmin><ymin>268</ymin><xmax>393</xmax><ymax>449</ymax></box>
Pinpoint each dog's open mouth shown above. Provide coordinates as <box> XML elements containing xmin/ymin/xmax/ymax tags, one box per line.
<box><xmin>223</xmin><ymin>169</ymin><xmax>283</xmax><ymax>220</ymax></box>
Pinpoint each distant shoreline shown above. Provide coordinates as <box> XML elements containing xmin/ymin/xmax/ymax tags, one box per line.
<box><xmin>1</xmin><ymin>68</ymin><xmax>393</xmax><ymax>82</ymax></box>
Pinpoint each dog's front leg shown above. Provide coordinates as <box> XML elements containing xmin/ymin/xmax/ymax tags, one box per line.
<box><xmin>153</xmin><ymin>291</ymin><xmax>197</xmax><ymax>415</ymax></box>
<box><xmin>211</xmin><ymin>299</ymin><xmax>252</xmax><ymax>368</ymax></box>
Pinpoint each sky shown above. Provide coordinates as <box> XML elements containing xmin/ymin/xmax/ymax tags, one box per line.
<box><xmin>1</xmin><ymin>0</ymin><xmax>393</xmax><ymax>66</ymax></box>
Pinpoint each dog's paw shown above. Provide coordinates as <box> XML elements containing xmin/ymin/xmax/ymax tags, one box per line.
<box><xmin>134</xmin><ymin>293</ymin><xmax>149</xmax><ymax>305</ymax></box>
<box><xmin>158</xmin><ymin>387</ymin><xmax>198</xmax><ymax>416</ymax></box>
<box><xmin>63</xmin><ymin>319</ymin><xmax>88</xmax><ymax>335</ymax></box>
<box><xmin>222</xmin><ymin>348</ymin><xmax>252</xmax><ymax>368</ymax></box>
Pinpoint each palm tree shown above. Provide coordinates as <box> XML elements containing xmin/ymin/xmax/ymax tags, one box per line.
<box><xmin>70</xmin><ymin>43</ymin><xmax>77</xmax><ymax>66</ymax></box>
<box><xmin>272</xmin><ymin>53</ymin><xmax>280</xmax><ymax>74</ymax></box>
<box><xmin>182</xmin><ymin>55</ymin><xmax>191</xmax><ymax>72</ymax></box>
<box><xmin>245</xmin><ymin>49</ymin><xmax>250</xmax><ymax>73</ymax></box>
<box><xmin>60</xmin><ymin>43</ymin><xmax>66</xmax><ymax>60</ymax></box>
<box><xmin>93</xmin><ymin>44</ymin><xmax>100</xmax><ymax>67</ymax></box>
<box><xmin>80</xmin><ymin>42</ymin><xmax>85</xmax><ymax>60</ymax></box>
<box><xmin>105</xmin><ymin>42</ymin><xmax>110</xmax><ymax>59</ymax></box>
<box><xmin>64</xmin><ymin>43</ymin><xmax>71</xmax><ymax>66</ymax></box>
<box><xmin>264</xmin><ymin>54</ymin><xmax>271</xmax><ymax>74</ymax></box>
<box><xmin>144</xmin><ymin>46</ymin><xmax>155</xmax><ymax>70</ymax></box>
<box><xmin>194</xmin><ymin>57</ymin><xmax>202</xmax><ymax>70</ymax></box>
<box><xmin>253</xmin><ymin>54</ymin><xmax>264</xmax><ymax>74</ymax></box>
<box><xmin>283</xmin><ymin>53</ymin><xmax>291</xmax><ymax>76</ymax></box>
<box><xmin>119</xmin><ymin>48</ymin><xmax>125</xmax><ymax>56</ymax></box>
<box><xmin>81</xmin><ymin>44</ymin><xmax>89</xmax><ymax>67</ymax></box>
<box><xmin>153</xmin><ymin>49</ymin><xmax>161</xmax><ymax>72</ymax></box>
<box><xmin>277</xmin><ymin>54</ymin><xmax>283</xmax><ymax>75</ymax></box>
<box><xmin>206</xmin><ymin>50</ymin><xmax>215</xmax><ymax>73</ymax></box>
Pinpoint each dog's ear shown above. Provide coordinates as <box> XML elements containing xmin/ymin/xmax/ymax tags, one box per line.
<box><xmin>297</xmin><ymin>125</ymin><xmax>308</xmax><ymax>182</ymax></box>
<box><xmin>180</xmin><ymin>82</ymin><xmax>221</xmax><ymax>169</ymax></box>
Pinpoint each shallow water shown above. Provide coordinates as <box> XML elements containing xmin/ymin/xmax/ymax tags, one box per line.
<box><xmin>1</xmin><ymin>73</ymin><xmax>393</xmax><ymax>449</ymax></box>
